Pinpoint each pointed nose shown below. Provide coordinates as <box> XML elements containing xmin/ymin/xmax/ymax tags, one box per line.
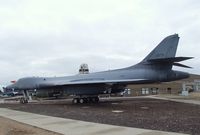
<box><xmin>6</xmin><ymin>84</ymin><xmax>16</xmax><ymax>90</ymax></box>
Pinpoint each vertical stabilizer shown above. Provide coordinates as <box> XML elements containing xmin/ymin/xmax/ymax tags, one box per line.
<box><xmin>142</xmin><ymin>34</ymin><xmax>179</xmax><ymax>62</ymax></box>
<box><xmin>129</xmin><ymin>34</ymin><xmax>192</xmax><ymax>70</ymax></box>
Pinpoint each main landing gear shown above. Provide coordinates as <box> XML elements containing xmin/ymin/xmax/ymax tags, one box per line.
<box><xmin>72</xmin><ymin>96</ymin><xmax>99</xmax><ymax>104</ymax></box>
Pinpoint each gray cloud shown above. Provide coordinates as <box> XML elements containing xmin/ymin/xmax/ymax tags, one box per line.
<box><xmin>0</xmin><ymin>0</ymin><xmax>200</xmax><ymax>85</ymax></box>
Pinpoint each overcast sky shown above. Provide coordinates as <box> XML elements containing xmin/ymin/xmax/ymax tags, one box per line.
<box><xmin>0</xmin><ymin>0</ymin><xmax>200</xmax><ymax>85</ymax></box>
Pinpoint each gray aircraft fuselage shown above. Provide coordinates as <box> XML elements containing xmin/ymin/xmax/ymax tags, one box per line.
<box><xmin>6</xmin><ymin>34</ymin><xmax>192</xmax><ymax>97</ymax></box>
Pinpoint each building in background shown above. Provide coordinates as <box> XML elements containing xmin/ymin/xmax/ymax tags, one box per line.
<box><xmin>128</xmin><ymin>74</ymin><xmax>200</xmax><ymax>96</ymax></box>
<box><xmin>128</xmin><ymin>75</ymin><xmax>200</xmax><ymax>96</ymax></box>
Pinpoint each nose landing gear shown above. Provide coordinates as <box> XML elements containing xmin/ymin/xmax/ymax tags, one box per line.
<box><xmin>20</xmin><ymin>90</ymin><xmax>30</xmax><ymax>104</ymax></box>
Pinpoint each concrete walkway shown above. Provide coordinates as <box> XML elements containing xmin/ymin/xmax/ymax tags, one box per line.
<box><xmin>0</xmin><ymin>108</ymin><xmax>187</xmax><ymax>135</ymax></box>
<box><xmin>148</xmin><ymin>95</ymin><xmax>200</xmax><ymax>105</ymax></box>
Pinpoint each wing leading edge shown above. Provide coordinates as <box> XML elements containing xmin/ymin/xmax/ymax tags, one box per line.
<box><xmin>39</xmin><ymin>78</ymin><xmax>150</xmax><ymax>88</ymax></box>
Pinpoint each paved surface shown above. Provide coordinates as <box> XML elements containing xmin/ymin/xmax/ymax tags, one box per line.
<box><xmin>0</xmin><ymin>116</ymin><xmax>61</xmax><ymax>135</ymax></box>
<box><xmin>1</xmin><ymin>97</ymin><xmax>200</xmax><ymax>134</ymax></box>
<box><xmin>148</xmin><ymin>95</ymin><xmax>200</xmax><ymax>105</ymax></box>
<box><xmin>0</xmin><ymin>108</ymin><xmax>187</xmax><ymax>135</ymax></box>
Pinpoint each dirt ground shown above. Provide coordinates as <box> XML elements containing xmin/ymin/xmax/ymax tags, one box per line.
<box><xmin>0</xmin><ymin>116</ymin><xmax>62</xmax><ymax>135</ymax></box>
<box><xmin>0</xmin><ymin>98</ymin><xmax>200</xmax><ymax>135</ymax></box>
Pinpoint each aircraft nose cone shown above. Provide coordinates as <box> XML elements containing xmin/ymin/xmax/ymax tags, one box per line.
<box><xmin>6</xmin><ymin>84</ymin><xmax>15</xmax><ymax>90</ymax></box>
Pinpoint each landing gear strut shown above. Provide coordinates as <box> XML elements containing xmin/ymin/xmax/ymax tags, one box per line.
<box><xmin>20</xmin><ymin>90</ymin><xmax>30</xmax><ymax>104</ymax></box>
<box><xmin>72</xmin><ymin>96</ymin><xmax>99</xmax><ymax>104</ymax></box>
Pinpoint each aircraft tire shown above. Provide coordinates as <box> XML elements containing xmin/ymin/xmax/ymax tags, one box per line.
<box><xmin>87</xmin><ymin>97</ymin><xmax>93</xmax><ymax>103</ymax></box>
<box><xmin>90</xmin><ymin>97</ymin><xmax>97</xmax><ymax>103</ymax></box>
<box><xmin>20</xmin><ymin>98</ymin><xmax>27</xmax><ymax>104</ymax></box>
<box><xmin>84</xmin><ymin>98</ymin><xmax>89</xmax><ymax>103</ymax></box>
<box><xmin>79</xmin><ymin>98</ymin><xmax>84</xmax><ymax>104</ymax></box>
<box><xmin>20</xmin><ymin>98</ymin><xmax>23</xmax><ymax>104</ymax></box>
<box><xmin>24</xmin><ymin>99</ymin><xmax>28</xmax><ymax>103</ymax></box>
<box><xmin>95</xmin><ymin>97</ymin><xmax>99</xmax><ymax>103</ymax></box>
<box><xmin>72</xmin><ymin>98</ymin><xmax>79</xmax><ymax>104</ymax></box>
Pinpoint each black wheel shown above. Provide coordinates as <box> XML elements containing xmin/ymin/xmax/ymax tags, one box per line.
<box><xmin>72</xmin><ymin>98</ymin><xmax>79</xmax><ymax>104</ymax></box>
<box><xmin>24</xmin><ymin>99</ymin><xmax>28</xmax><ymax>103</ymax></box>
<box><xmin>84</xmin><ymin>98</ymin><xmax>89</xmax><ymax>103</ymax></box>
<box><xmin>90</xmin><ymin>97</ymin><xmax>96</xmax><ymax>103</ymax></box>
<box><xmin>79</xmin><ymin>98</ymin><xmax>84</xmax><ymax>104</ymax></box>
<box><xmin>87</xmin><ymin>97</ymin><xmax>90</xmax><ymax>102</ymax></box>
<box><xmin>20</xmin><ymin>98</ymin><xmax>25</xmax><ymax>104</ymax></box>
<box><xmin>20</xmin><ymin>98</ymin><xmax>23</xmax><ymax>104</ymax></box>
<box><xmin>95</xmin><ymin>97</ymin><xmax>99</xmax><ymax>103</ymax></box>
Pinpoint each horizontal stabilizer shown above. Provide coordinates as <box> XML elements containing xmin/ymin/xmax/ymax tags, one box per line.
<box><xmin>147</xmin><ymin>57</ymin><xmax>193</xmax><ymax>68</ymax></box>
<box><xmin>148</xmin><ymin>57</ymin><xmax>193</xmax><ymax>63</ymax></box>
<box><xmin>173</xmin><ymin>63</ymin><xmax>192</xmax><ymax>68</ymax></box>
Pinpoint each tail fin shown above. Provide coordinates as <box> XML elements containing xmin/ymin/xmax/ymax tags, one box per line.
<box><xmin>137</xmin><ymin>34</ymin><xmax>193</xmax><ymax>69</ymax></box>
<box><xmin>142</xmin><ymin>34</ymin><xmax>179</xmax><ymax>62</ymax></box>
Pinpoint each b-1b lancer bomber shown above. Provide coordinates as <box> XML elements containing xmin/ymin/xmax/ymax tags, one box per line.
<box><xmin>6</xmin><ymin>34</ymin><xmax>193</xmax><ymax>104</ymax></box>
